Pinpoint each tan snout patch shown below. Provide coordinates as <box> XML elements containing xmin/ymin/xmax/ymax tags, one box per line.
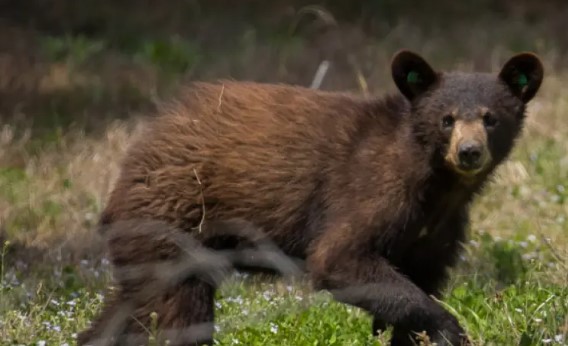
<box><xmin>445</xmin><ymin>120</ymin><xmax>492</xmax><ymax>176</ymax></box>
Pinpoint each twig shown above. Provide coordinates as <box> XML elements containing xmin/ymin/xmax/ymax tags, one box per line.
<box><xmin>289</xmin><ymin>5</ymin><xmax>337</xmax><ymax>37</ymax></box>
<box><xmin>217</xmin><ymin>84</ymin><xmax>225</xmax><ymax>113</ymax></box>
<box><xmin>310</xmin><ymin>60</ymin><xmax>330</xmax><ymax>89</ymax></box>
<box><xmin>193</xmin><ymin>168</ymin><xmax>206</xmax><ymax>233</ymax></box>
<box><xmin>348</xmin><ymin>55</ymin><xmax>369</xmax><ymax>97</ymax></box>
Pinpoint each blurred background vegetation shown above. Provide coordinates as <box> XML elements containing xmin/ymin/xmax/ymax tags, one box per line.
<box><xmin>1</xmin><ymin>0</ymin><xmax>568</xmax><ymax>133</ymax></box>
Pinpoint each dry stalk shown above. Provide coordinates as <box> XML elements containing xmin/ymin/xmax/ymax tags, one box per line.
<box><xmin>217</xmin><ymin>84</ymin><xmax>225</xmax><ymax>113</ymax></box>
<box><xmin>193</xmin><ymin>168</ymin><xmax>206</xmax><ymax>233</ymax></box>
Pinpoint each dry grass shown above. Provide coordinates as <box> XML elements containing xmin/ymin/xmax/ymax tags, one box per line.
<box><xmin>0</xmin><ymin>121</ymin><xmax>142</xmax><ymax>260</ymax></box>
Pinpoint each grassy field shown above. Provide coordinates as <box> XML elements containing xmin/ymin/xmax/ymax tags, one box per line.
<box><xmin>1</xmin><ymin>3</ymin><xmax>567</xmax><ymax>345</ymax></box>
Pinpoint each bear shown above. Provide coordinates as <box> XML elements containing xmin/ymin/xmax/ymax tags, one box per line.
<box><xmin>78</xmin><ymin>50</ymin><xmax>544</xmax><ymax>346</ymax></box>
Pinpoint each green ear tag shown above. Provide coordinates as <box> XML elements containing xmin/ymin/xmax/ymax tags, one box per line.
<box><xmin>407</xmin><ymin>71</ymin><xmax>420</xmax><ymax>84</ymax></box>
<box><xmin>517</xmin><ymin>73</ymin><xmax>528</xmax><ymax>87</ymax></box>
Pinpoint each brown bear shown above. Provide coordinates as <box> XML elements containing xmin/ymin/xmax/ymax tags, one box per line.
<box><xmin>78</xmin><ymin>50</ymin><xmax>543</xmax><ymax>346</ymax></box>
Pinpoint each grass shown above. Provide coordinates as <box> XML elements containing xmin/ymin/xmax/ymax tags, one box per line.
<box><xmin>0</xmin><ymin>242</ymin><xmax>566</xmax><ymax>345</ymax></box>
<box><xmin>1</xmin><ymin>3</ymin><xmax>568</xmax><ymax>345</ymax></box>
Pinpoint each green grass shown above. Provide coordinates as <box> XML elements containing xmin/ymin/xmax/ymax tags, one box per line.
<box><xmin>0</xmin><ymin>232</ymin><xmax>566</xmax><ymax>345</ymax></box>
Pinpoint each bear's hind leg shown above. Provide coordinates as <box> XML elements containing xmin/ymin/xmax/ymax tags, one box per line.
<box><xmin>77</xmin><ymin>279</ymin><xmax>216</xmax><ymax>346</ymax></box>
<box><xmin>77</xmin><ymin>290</ymin><xmax>129</xmax><ymax>346</ymax></box>
<box><xmin>149</xmin><ymin>278</ymin><xmax>216</xmax><ymax>346</ymax></box>
<box><xmin>78</xmin><ymin>218</ymin><xmax>228</xmax><ymax>346</ymax></box>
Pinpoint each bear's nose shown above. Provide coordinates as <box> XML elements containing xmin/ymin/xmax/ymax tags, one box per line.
<box><xmin>458</xmin><ymin>141</ymin><xmax>482</xmax><ymax>169</ymax></box>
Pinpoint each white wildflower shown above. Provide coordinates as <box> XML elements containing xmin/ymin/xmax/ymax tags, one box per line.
<box><xmin>270</xmin><ymin>323</ymin><xmax>278</xmax><ymax>334</ymax></box>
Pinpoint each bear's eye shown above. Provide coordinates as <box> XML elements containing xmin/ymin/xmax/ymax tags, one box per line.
<box><xmin>483</xmin><ymin>112</ymin><xmax>499</xmax><ymax>128</ymax></box>
<box><xmin>441</xmin><ymin>115</ymin><xmax>455</xmax><ymax>129</ymax></box>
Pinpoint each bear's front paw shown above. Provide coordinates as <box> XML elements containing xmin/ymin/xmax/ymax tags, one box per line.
<box><xmin>429</xmin><ymin>315</ymin><xmax>470</xmax><ymax>346</ymax></box>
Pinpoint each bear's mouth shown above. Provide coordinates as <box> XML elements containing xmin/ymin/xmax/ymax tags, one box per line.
<box><xmin>444</xmin><ymin>152</ymin><xmax>492</xmax><ymax>179</ymax></box>
<box><xmin>453</xmin><ymin>164</ymin><xmax>485</xmax><ymax>177</ymax></box>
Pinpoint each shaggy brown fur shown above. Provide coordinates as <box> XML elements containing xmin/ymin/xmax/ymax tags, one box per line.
<box><xmin>78</xmin><ymin>50</ymin><xmax>543</xmax><ymax>346</ymax></box>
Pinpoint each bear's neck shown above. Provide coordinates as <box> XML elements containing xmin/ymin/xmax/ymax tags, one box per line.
<box><xmin>423</xmin><ymin>163</ymin><xmax>494</xmax><ymax>214</ymax></box>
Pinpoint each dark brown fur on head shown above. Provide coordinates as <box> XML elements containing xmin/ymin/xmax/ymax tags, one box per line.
<box><xmin>392</xmin><ymin>50</ymin><xmax>543</xmax><ymax>183</ymax></box>
<box><xmin>79</xmin><ymin>51</ymin><xmax>544</xmax><ymax>346</ymax></box>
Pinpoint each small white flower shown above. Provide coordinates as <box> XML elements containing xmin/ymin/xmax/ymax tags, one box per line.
<box><xmin>519</xmin><ymin>241</ymin><xmax>528</xmax><ymax>248</ymax></box>
<box><xmin>61</xmin><ymin>343</ymin><xmax>69</xmax><ymax>346</ymax></box>
<box><xmin>527</xmin><ymin>234</ymin><xmax>537</xmax><ymax>242</ymax></box>
<box><xmin>270</xmin><ymin>323</ymin><xmax>278</xmax><ymax>334</ymax></box>
<box><xmin>50</xmin><ymin>299</ymin><xmax>60</xmax><ymax>306</ymax></box>
<box><xmin>66</xmin><ymin>300</ymin><xmax>76</xmax><ymax>306</ymax></box>
<box><xmin>37</xmin><ymin>341</ymin><xmax>46</xmax><ymax>346</ymax></box>
<box><xmin>515</xmin><ymin>308</ymin><xmax>522</xmax><ymax>313</ymax></box>
<box><xmin>231</xmin><ymin>338</ymin><xmax>240</xmax><ymax>344</ymax></box>
<box><xmin>469</xmin><ymin>240</ymin><xmax>480</xmax><ymax>248</ymax></box>
<box><xmin>534</xmin><ymin>318</ymin><xmax>542</xmax><ymax>323</ymax></box>
<box><xmin>542</xmin><ymin>338</ymin><xmax>552</xmax><ymax>344</ymax></box>
<box><xmin>80</xmin><ymin>260</ymin><xmax>89</xmax><ymax>266</ymax></box>
<box><xmin>214</xmin><ymin>325</ymin><xmax>221</xmax><ymax>333</ymax></box>
<box><xmin>215</xmin><ymin>302</ymin><xmax>222</xmax><ymax>309</ymax></box>
<box><xmin>554</xmin><ymin>334</ymin><xmax>564</xmax><ymax>342</ymax></box>
<box><xmin>522</xmin><ymin>252</ymin><xmax>537</xmax><ymax>261</ymax></box>
<box><xmin>53</xmin><ymin>325</ymin><xmax>61</xmax><ymax>332</ymax></box>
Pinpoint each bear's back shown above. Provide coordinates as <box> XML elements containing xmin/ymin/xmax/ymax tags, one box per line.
<box><xmin>102</xmin><ymin>81</ymin><xmax>408</xmax><ymax>253</ymax></box>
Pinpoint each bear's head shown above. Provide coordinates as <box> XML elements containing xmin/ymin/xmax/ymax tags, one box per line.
<box><xmin>391</xmin><ymin>50</ymin><xmax>544</xmax><ymax>181</ymax></box>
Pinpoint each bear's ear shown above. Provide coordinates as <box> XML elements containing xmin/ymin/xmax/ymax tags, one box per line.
<box><xmin>498</xmin><ymin>52</ymin><xmax>544</xmax><ymax>103</ymax></box>
<box><xmin>391</xmin><ymin>50</ymin><xmax>439</xmax><ymax>101</ymax></box>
